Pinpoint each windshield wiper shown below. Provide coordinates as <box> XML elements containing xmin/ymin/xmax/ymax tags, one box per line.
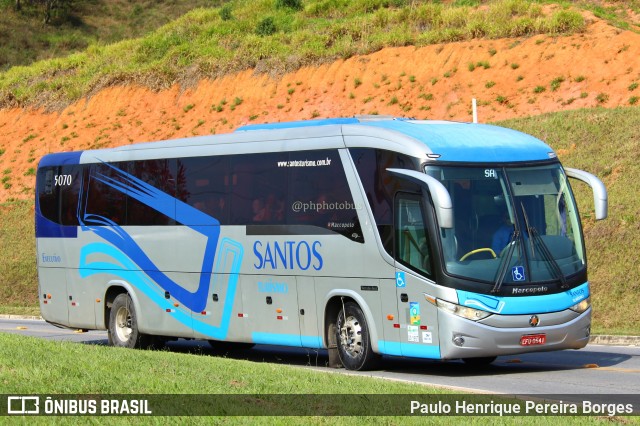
<box><xmin>490</xmin><ymin>230</ymin><xmax>520</xmax><ymax>294</ymax></box>
<box><xmin>520</xmin><ymin>203</ymin><xmax>568</xmax><ymax>289</ymax></box>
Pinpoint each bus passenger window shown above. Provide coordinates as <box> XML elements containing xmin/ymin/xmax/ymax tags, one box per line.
<box><xmin>179</xmin><ymin>156</ymin><xmax>230</xmax><ymax>224</ymax></box>
<box><xmin>85</xmin><ymin>163</ymin><xmax>126</xmax><ymax>225</ymax></box>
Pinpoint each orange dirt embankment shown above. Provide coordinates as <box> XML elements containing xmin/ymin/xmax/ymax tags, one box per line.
<box><xmin>1</xmin><ymin>16</ymin><xmax>639</xmax><ymax>203</ymax></box>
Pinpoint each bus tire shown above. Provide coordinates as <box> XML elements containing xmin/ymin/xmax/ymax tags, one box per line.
<box><xmin>108</xmin><ymin>293</ymin><xmax>148</xmax><ymax>349</ymax></box>
<box><xmin>335</xmin><ymin>301</ymin><xmax>378</xmax><ymax>371</ymax></box>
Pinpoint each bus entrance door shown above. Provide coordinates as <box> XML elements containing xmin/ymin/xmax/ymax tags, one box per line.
<box><xmin>394</xmin><ymin>192</ymin><xmax>441</xmax><ymax>359</ymax></box>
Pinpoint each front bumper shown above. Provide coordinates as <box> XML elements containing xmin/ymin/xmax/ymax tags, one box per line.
<box><xmin>438</xmin><ymin>307</ymin><xmax>591</xmax><ymax>359</ymax></box>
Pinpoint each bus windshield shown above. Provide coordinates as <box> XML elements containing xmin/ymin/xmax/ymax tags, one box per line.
<box><xmin>425</xmin><ymin>164</ymin><xmax>585</xmax><ymax>285</ymax></box>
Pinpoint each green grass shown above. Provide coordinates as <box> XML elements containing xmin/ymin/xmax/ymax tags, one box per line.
<box><xmin>0</xmin><ymin>0</ymin><xmax>587</xmax><ymax>110</ymax></box>
<box><xmin>0</xmin><ymin>333</ymin><xmax>628</xmax><ymax>424</ymax></box>
<box><xmin>0</xmin><ymin>200</ymin><xmax>37</xmax><ymax>308</ymax></box>
<box><xmin>498</xmin><ymin>106</ymin><xmax>640</xmax><ymax>335</ymax></box>
<box><xmin>0</xmin><ymin>305</ymin><xmax>40</xmax><ymax>316</ymax></box>
<box><xmin>0</xmin><ymin>0</ymin><xmax>217</xmax><ymax>72</ymax></box>
<box><xmin>573</xmin><ymin>0</ymin><xmax>640</xmax><ymax>32</ymax></box>
<box><xmin>550</xmin><ymin>76</ymin><xmax>565</xmax><ymax>91</ymax></box>
<box><xmin>1</xmin><ymin>333</ymin><xmax>423</xmax><ymax>395</ymax></box>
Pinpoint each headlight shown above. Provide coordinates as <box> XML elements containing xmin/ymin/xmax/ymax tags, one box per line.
<box><xmin>569</xmin><ymin>296</ymin><xmax>590</xmax><ymax>314</ymax></box>
<box><xmin>425</xmin><ymin>295</ymin><xmax>492</xmax><ymax>321</ymax></box>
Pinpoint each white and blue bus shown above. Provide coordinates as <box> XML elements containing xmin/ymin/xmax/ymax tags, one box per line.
<box><xmin>36</xmin><ymin>116</ymin><xmax>607</xmax><ymax>370</ymax></box>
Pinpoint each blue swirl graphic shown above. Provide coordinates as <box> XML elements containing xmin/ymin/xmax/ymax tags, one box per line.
<box><xmin>79</xmin><ymin>161</ymin><xmax>222</xmax><ymax>313</ymax></box>
<box><xmin>80</xmin><ymin>238</ymin><xmax>243</xmax><ymax>338</ymax></box>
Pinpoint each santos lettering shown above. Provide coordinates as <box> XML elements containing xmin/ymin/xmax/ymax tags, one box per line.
<box><xmin>253</xmin><ymin>240</ymin><xmax>323</xmax><ymax>271</ymax></box>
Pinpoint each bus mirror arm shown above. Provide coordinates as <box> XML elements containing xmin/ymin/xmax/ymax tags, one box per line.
<box><xmin>386</xmin><ymin>168</ymin><xmax>453</xmax><ymax>228</ymax></box>
<box><xmin>565</xmin><ymin>168</ymin><xmax>608</xmax><ymax>220</ymax></box>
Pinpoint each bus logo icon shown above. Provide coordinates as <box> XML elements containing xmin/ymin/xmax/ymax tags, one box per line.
<box><xmin>512</xmin><ymin>266</ymin><xmax>525</xmax><ymax>282</ymax></box>
<box><xmin>396</xmin><ymin>272</ymin><xmax>406</xmax><ymax>288</ymax></box>
<box><xmin>7</xmin><ymin>396</ymin><xmax>40</xmax><ymax>414</ymax></box>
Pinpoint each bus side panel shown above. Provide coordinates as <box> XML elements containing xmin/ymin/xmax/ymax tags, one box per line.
<box><xmin>38</xmin><ymin>266</ymin><xmax>69</xmax><ymax>326</ymax></box>
<box><xmin>66</xmin><ymin>267</ymin><xmax>96</xmax><ymax>329</ymax></box>
<box><xmin>136</xmin><ymin>271</ymin><xmax>195</xmax><ymax>338</ymax></box>
<box><xmin>37</xmin><ymin>236</ymin><xmax>71</xmax><ymax>327</ymax></box>
<box><xmin>192</xmin><ymin>275</ymin><xmax>246</xmax><ymax>343</ymax></box>
<box><xmin>378</xmin><ymin>278</ymin><xmax>401</xmax><ymax>355</ymax></box>
<box><xmin>243</xmin><ymin>275</ymin><xmax>301</xmax><ymax>347</ymax></box>
<box><xmin>122</xmin><ymin>225</ymin><xmax>207</xmax><ymax>338</ymax></box>
<box><xmin>396</xmin><ymin>271</ymin><xmax>441</xmax><ymax>359</ymax></box>
<box><xmin>74</xmin><ymin>231</ymin><xmax>196</xmax><ymax>338</ymax></box>
<box><xmin>192</xmin><ymin>237</ymin><xmax>247</xmax><ymax>343</ymax></box>
<box><xmin>296</xmin><ymin>276</ymin><xmax>321</xmax><ymax>348</ymax></box>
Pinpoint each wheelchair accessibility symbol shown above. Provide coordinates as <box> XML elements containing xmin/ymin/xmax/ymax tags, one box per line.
<box><xmin>396</xmin><ymin>272</ymin><xmax>406</xmax><ymax>288</ymax></box>
<box><xmin>512</xmin><ymin>266</ymin><xmax>525</xmax><ymax>282</ymax></box>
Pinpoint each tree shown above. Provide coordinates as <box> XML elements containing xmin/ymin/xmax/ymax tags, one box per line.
<box><xmin>25</xmin><ymin>0</ymin><xmax>74</xmax><ymax>24</ymax></box>
<box><xmin>42</xmin><ymin>0</ymin><xmax>61</xmax><ymax>24</ymax></box>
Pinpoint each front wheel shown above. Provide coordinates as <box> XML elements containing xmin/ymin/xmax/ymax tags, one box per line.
<box><xmin>335</xmin><ymin>301</ymin><xmax>379</xmax><ymax>371</ymax></box>
<box><xmin>108</xmin><ymin>293</ymin><xmax>150</xmax><ymax>349</ymax></box>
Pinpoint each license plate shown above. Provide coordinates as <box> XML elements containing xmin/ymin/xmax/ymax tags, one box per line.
<box><xmin>520</xmin><ymin>334</ymin><xmax>546</xmax><ymax>346</ymax></box>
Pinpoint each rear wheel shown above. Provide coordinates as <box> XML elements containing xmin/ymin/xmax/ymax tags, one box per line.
<box><xmin>335</xmin><ymin>301</ymin><xmax>379</xmax><ymax>371</ymax></box>
<box><xmin>108</xmin><ymin>293</ymin><xmax>152</xmax><ymax>349</ymax></box>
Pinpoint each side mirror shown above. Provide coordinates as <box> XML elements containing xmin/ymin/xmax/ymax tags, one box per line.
<box><xmin>386</xmin><ymin>168</ymin><xmax>453</xmax><ymax>228</ymax></box>
<box><xmin>565</xmin><ymin>168</ymin><xmax>608</xmax><ymax>220</ymax></box>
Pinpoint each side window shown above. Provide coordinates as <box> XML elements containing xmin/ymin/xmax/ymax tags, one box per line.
<box><xmin>37</xmin><ymin>167</ymin><xmax>57</xmax><ymax>222</ymax></box>
<box><xmin>287</xmin><ymin>150</ymin><xmax>363</xmax><ymax>242</ymax></box>
<box><xmin>230</xmin><ymin>153</ymin><xmax>287</xmax><ymax>225</ymax></box>
<box><xmin>395</xmin><ymin>193</ymin><xmax>432</xmax><ymax>278</ymax></box>
<box><xmin>351</xmin><ymin>148</ymin><xmax>421</xmax><ymax>253</ymax></box>
<box><xmin>178</xmin><ymin>156</ymin><xmax>231</xmax><ymax>225</ymax></box>
<box><xmin>36</xmin><ymin>165</ymin><xmax>83</xmax><ymax>225</ymax></box>
<box><xmin>84</xmin><ymin>163</ymin><xmax>126</xmax><ymax>225</ymax></box>
<box><xmin>126</xmin><ymin>160</ymin><xmax>176</xmax><ymax>226</ymax></box>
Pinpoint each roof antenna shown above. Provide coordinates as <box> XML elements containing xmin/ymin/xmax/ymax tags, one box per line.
<box><xmin>472</xmin><ymin>98</ymin><xmax>478</xmax><ymax>123</ymax></box>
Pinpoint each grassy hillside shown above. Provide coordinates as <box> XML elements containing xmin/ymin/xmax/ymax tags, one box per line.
<box><xmin>0</xmin><ymin>0</ymin><xmax>588</xmax><ymax>110</ymax></box>
<box><xmin>1</xmin><ymin>106</ymin><xmax>639</xmax><ymax>334</ymax></box>
<box><xmin>0</xmin><ymin>0</ymin><xmax>220</xmax><ymax>72</ymax></box>
<box><xmin>0</xmin><ymin>200</ymin><xmax>37</xmax><ymax>315</ymax></box>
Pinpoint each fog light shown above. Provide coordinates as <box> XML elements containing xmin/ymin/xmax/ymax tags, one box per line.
<box><xmin>453</xmin><ymin>335</ymin><xmax>465</xmax><ymax>347</ymax></box>
<box><xmin>586</xmin><ymin>327</ymin><xmax>591</xmax><ymax>338</ymax></box>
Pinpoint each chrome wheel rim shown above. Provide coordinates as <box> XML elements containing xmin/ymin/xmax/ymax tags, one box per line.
<box><xmin>339</xmin><ymin>315</ymin><xmax>362</xmax><ymax>358</ymax></box>
<box><xmin>115</xmin><ymin>305</ymin><xmax>132</xmax><ymax>343</ymax></box>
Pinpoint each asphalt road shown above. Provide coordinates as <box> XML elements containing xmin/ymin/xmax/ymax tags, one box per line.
<box><xmin>2</xmin><ymin>318</ymin><xmax>639</xmax><ymax>405</ymax></box>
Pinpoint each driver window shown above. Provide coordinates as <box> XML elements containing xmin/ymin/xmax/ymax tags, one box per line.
<box><xmin>394</xmin><ymin>193</ymin><xmax>432</xmax><ymax>278</ymax></box>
